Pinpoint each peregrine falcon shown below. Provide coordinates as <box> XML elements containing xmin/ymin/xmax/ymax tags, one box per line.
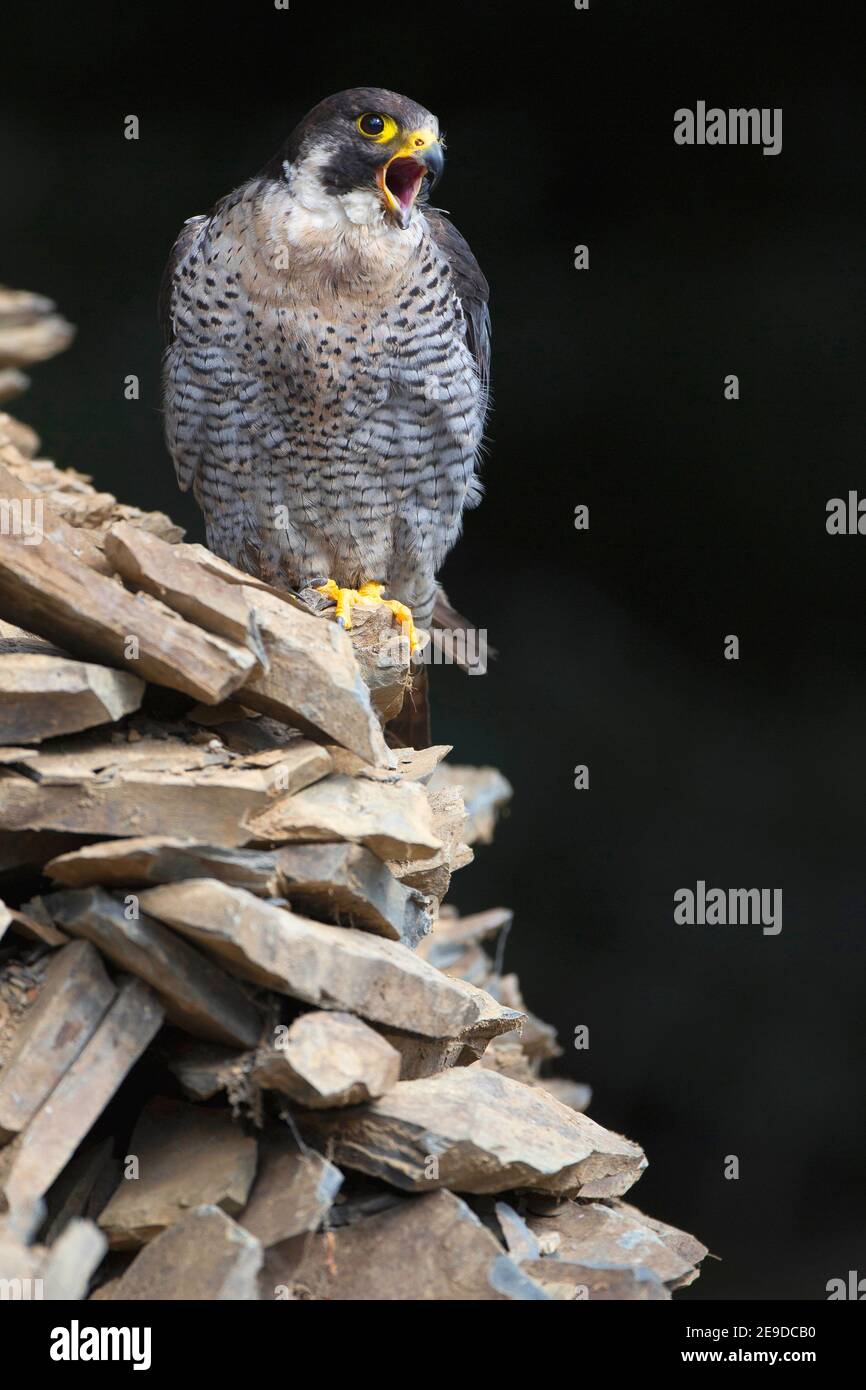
<box><xmin>160</xmin><ymin>87</ymin><xmax>490</xmax><ymax>677</ymax></box>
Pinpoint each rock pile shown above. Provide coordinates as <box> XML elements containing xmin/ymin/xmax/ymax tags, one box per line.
<box><xmin>0</xmin><ymin>289</ymin><xmax>707</xmax><ymax>1300</ymax></box>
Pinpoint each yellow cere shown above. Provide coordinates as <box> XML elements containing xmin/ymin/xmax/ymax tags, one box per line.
<box><xmin>390</xmin><ymin>128</ymin><xmax>438</xmax><ymax>160</ymax></box>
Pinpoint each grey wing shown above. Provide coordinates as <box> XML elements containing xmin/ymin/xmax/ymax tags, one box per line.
<box><xmin>423</xmin><ymin>208</ymin><xmax>491</xmax><ymax>413</ymax></box>
<box><xmin>159</xmin><ymin>207</ymin><xmax>295</xmax><ymax>578</ymax></box>
<box><xmin>158</xmin><ymin>215</ymin><xmax>207</xmax><ymax>349</ymax></box>
<box><xmin>159</xmin><ymin>215</ymin><xmax>210</xmax><ymax>495</ymax></box>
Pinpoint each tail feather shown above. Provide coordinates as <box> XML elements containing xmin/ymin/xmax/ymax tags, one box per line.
<box><xmin>431</xmin><ymin>586</ymin><xmax>496</xmax><ymax>671</ymax></box>
<box><xmin>386</xmin><ymin>664</ymin><xmax>431</xmax><ymax>750</ymax></box>
<box><xmin>385</xmin><ymin>588</ymin><xmax>493</xmax><ymax>748</ymax></box>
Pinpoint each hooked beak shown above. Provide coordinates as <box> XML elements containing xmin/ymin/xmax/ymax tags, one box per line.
<box><xmin>378</xmin><ymin>128</ymin><xmax>444</xmax><ymax>229</ymax></box>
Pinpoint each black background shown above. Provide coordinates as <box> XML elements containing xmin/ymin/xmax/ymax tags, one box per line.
<box><xmin>2</xmin><ymin>0</ymin><xmax>864</xmax><ymax>1299</ymax></box>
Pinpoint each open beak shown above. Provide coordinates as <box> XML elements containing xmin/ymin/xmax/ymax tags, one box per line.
<box><xmin>378</xmin><ymin>129</ymin><xmax>444</xmax><ymax>229</ymax></box>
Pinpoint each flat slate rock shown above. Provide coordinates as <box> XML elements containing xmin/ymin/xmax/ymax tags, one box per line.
<box><xmin>274</xmin><ymin>842</ymin><xmax>432</xmax><ymax>947</ymax></box>
<box><xmin>524</xmin><ymin>1198</ymin><xmax>697</xmax><ymax>1288</ymax></box>
<box><xmin>612</xmin><ymin>1199</ymin><xmax>709</xmax><ymax>1285</ymax></box>
<box><xmin>253</xmin><ymin>1011</ymin><xmax>401</xmax><ymax>1108</ymax></box>
<box><xmin>427</xmin><ymin>763</ymin><xmax>513</xmax><ymax>845</ymax></box>
<box><xmin>4</xmin><ymin>979</ymin><xmax>165</xmax><ymax>1206</ymax></box>
<box><xmin>377</xmin><ymin>985</ymin><xmax>523</xmax><ymax>1080</ymax></box>
<box><xmin>300</xmin><ymin>1068</ymin><xmax>647</xmax><ymax>1198</ymax></box>
<box><xmin>47</xmin><ymin>837</ymin><xmax>284</xmax><ymax>896</ymax></box>
<box><xmin>72</xmin><ymin>837</ymin><xmax>435</xmax><ymax>946</ymax></box>
<box><xmin>262</xmin><ymin>1189</ymin><xmax>550</xmax><ymax>1301</ymax></box>
<box><xmin>45</xmin><ymin>886</ymin><xmax>263</xmax><ymax>1049</ymax></box>
<box><xmin>237</xmin><ymin>586</ymin><xmax>392</xmax><ymax>768</ymax></box>
<box><xmin>238</xmin><ymin>1133</ymin><xmax>342</xmax><ymax>1248</ymax></box>
<box><xmin>0</xmin><ymin>940</ymin><xmax>116</xmax><ymax>1144</ymax></box>
<box><xmin>0</xmin><ymin>653</ymin><xmax>144</xmax><ymax>743</ymax></box>
<box><xmin>0</xmin><ymin>528</ymin><xmax>256</xmax><ymax>703</ymax></box>
<box><xmin>104</xmin><ymin>521</ymin><xmax>267</xmax><ymax>666</ymax></box>
<box><xmin>519</xmin><ymin>1257</ymin><xmax>670</xmax><ymax>1301</ymax></box>
<box><xmin>494</xmin><ymin>1201</ymin><xmax>543</xmax><ymax>1262</ymax></box>
<box><xmin>97</xmin><ymin>1205</ymin><xmax>262</xmax><ymax>1300</ymax></box>
<box><xmin>139</xmin><ymin>879</ymin><xmax>481</xmax><ymax>1038</ymax></box>
<box><xmin>246</xmin><ymin>773</ymin><xmax>441</xmax><ymax>863</ymax></box>
<box><xmin>0</xmin><ymin>732</ymin><xmax>331</xmax><ymax>846</ymax></box>
<box><xmin>98</xmin><ymin>1097</ymin><xmax>258</xmax><ymax>1249</ymax></box>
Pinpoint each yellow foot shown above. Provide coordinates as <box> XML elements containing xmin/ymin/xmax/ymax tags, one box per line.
<box><xmin>315</xmin><ymin>580</ymin><xmax>422</xmax><ymax>652</ymax></box>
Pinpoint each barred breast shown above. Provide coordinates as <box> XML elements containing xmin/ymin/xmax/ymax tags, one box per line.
<box><xmin>162</xmin><ymin>178</ymin><xmax>485</xmax><ymax>627</ymax></box>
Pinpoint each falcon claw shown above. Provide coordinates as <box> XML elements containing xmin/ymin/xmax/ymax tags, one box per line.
<box><xmin>314</xmin><ymin>578</ymin><xmax>421</xmax><ymax>651</ymax></box>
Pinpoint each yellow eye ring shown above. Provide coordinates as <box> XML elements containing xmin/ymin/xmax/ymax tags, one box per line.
<box><xmin>356</xmin><ymin>112</ymin><xmax>398</xmax><ymax>142</ymax></box>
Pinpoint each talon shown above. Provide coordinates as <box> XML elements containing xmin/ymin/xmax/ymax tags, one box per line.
<box><xmin>314</xmin><ymin>578</ymin><xmax>421</xmax><ymax>650</ymax></box>
<box><xmin>382</xmin><ymin>598</ymin><xmax>421</xmax><ymax>652</ymax></box>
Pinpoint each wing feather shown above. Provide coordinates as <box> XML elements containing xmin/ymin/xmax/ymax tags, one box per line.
<box><xmin>158</xmin><ymin>214</ymin><xmax>208</xmax><ymax>348</ymax></box>
<box><xmin>423</xmin><ymin>208</ymin><xmax>491</xmax><ymax>409</ymax></box>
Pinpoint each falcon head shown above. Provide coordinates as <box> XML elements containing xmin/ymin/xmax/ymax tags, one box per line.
<box><xmin>276</xmin><ymin>87</ymin><xmax>445</xmax><ymax>231</ymax></box>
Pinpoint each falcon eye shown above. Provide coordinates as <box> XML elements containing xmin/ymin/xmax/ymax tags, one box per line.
<box><xmin>357</xmin><ymin>112</ymin><xmax>395</xmax><ymax>141</ymax></box>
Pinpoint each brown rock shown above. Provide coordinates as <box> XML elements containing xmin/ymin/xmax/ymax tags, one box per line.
<box><xmin>139</xmin><ymin>879</ymin><xmax>482</xmax><ymax>1038</ymax></box>
<box><xmin>0</xmin><ymin>829</ymin><xmax>88</xmax><ymax>882</ymax></box>
<box><xmin>253</xmin><ymin>1012</ymin><xmax>401</xmax><ymax>1107</ymax></box>
<box><xmin>300</xmin><ymin>1067</ymin><xmax>647</xmax><ymax>1198</ymax></box>
<box><xmin>264</xmin><ymin>1190</ymin><xmax>550</xmax><ymax>1301</ymax></box>
<box><xmin>0</xmin><ymin>654</ymin><xmax>143</xmax><ymax>743</ymax></box>
<box><xmin>418</xmin><ymin>906</ymin><xmax>513</xmax><ymax>973</ymax></box>
<box><xmin>0</xmin><ymin>289</ymin><xmax>75</xmax><ymax>367</ymax></box>
<box><xmin>98</xmin><ymin>1205</ymin><xmax>262</xmax><ymax>1300</ymax></box>
<box><xmin>238</xmin><ymin>587</ymin><xmax>392</xmax><ymax>767</ymax></box>
<box><xmin>239</xmin><ymin>1133</ymin><xmax>342</xmax><ymax>1247</ymax></box>
<box><xmin>104</xmin><ymin>521</ymin><xmax>267</xmax><ymax>665</ymax></box>
<box><xmin>45</xmin><ymin>887</ymin><xmax>263</xmax><ymax>1048</ymax></box>
<box><xmin>4</xmin><ymin>979</ymin><xmax>165</xmax><ymax>1205</ymax></box>
<box><xmin>389</xmin><ymin>785</ymin><xmax>472</xmax><ymax>901</ymax></box>
<box><xmin>46</xmin><ymin>837</ymin><xmax>284</xmax><ymax>896</ymax></box>
<box><xmin>247</xmin><ymin>773</ymin><xmax>441</xmax><ymax>862</ymax></box>
<box><xmin>525</xmin><ymin>1198</ymin><xmax>698</xmax><ymax>1288</ymax></box>
<box><xmin>346</xmin><ymin>602</ymin><xmax>411</xmax><ymax>723</ymax></box>
<box><xmin>427</xmin><ymin>763</ymin><xmax>513</xmax><ymax>845</ymax></box>
<box><xmin>0</xmin><ymin>731</ymin><xmax>330</xmax><ymax>846</ymax></box>
<box><xmin>274</xmin><ymin>842</ymin><xmax>432</xmax><ymax>946</ymax></box>
<box><xmin>0</xmin><ymin>529</ymin><xmax>256</xmax><ymax>703</ymax></box>
<box><xmin>0</xmin><ymin>458</ymin><xmax>111</xmax><ymax>573</ymax></box>
<box><xmin>98</xmin><ymin>1098</ymin><xmax>257</xmax><ymax>1249</ymax></box>
<box><xmin>0</xmin><ymin>940</ymin><xmax>116</xmax><ymax>1145</ymax></box>
<box><xmin>377</xmin><ymin>981</ymin><xmax>523</xmax><ymax>1079</ymax></box>
<box><xmin>520</xmin><ymin>1257</ymin><xmax>670</xmax><ymax>1300</ymax></box>
<box><xmin>612</xmin><ymin>1199</ymin><xmax>709</xmax><ymax>1285</ymax></box>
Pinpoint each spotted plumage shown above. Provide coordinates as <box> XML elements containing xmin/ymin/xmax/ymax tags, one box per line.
<box><xmin>160</xmin><ymin>87</ymin><xmax>490</xmax><ymax>637</ymax></box>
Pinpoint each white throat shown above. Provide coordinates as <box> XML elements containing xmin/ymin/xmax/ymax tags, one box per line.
<box><xmin>273</xmin><ymin>149</ymin><xmax>423</xmax><ymax>281</ymax></box>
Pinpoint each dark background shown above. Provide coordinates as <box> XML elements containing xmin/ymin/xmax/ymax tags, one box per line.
<box><xmin>2</xmin><ymin>0</ymin><xmax>864</xmax><ymax>1299</ymax></box>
